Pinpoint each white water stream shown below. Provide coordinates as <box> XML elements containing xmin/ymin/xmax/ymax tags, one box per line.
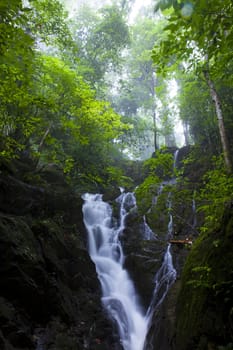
<box><xmin>145</xmin><ymin>244</ymin><xmax>177</xmax><ymax>325</ymax></box>
<box><xmin>82</xmin><ymin>192</ymin><xmax>148</xmax><ymax>350</ymax></box>
<box><xmin>82</xmin><ymin>189</ymin><xmax>177</xmax><ymax>350</ymax></box>
<box><xmin>81</xmin><ymin>151</ymin><xmax>180</xmax><ymax>349</ymax></box>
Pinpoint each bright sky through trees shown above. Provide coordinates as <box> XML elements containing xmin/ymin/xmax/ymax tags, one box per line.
<box><xmin>61</xmin><ymin>0</ymin><xmax>184</xmax><ymax>150</ymax></box>
<box><xmin>129</xmin><ymin>0</ymin><xmax>152</xmax><ymax>22</ymax></box>
<box><xmin>63</xmin><ymin>0</ymin><xmax>151</xmax><ymax>21</ymax></box>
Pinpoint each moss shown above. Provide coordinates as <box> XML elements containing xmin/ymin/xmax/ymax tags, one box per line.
<box><xmin>175</xmin><ymin>206</ymin><xmax>233</xmax><ymax>350</ymax></box>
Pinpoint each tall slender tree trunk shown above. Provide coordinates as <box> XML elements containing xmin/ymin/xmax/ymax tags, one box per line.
<box><xmin>38</xmin><ymin>123</ymin><xmax>52</xmax><ymax>153</ymax></box>
<box><xmin>151</xmin><ymin>73</ymin><xmax>158</xmax><ymax>152</ymax></box>
<box><xmin>183</xmin><ymin>120</ymin><xmax>189</xmax><ymax>146</ymax></box>
<box><xmin>203</xmin><ymin>69</ymin><xmax>232</xmax><ymax>172</ymax></box>
<box><xmin>152</xmin><ymin>109</ymin><xmax>157</xmax><ymax>152</ymax></box>
<box><xmin>35</xmin><ymin>122</ymin><xmax>53</xmax><ymax>170</ymax></box>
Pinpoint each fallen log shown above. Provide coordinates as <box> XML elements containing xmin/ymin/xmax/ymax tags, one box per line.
<box><xmin>169</xmin><ymin>238</ymin><xmax>193</xmax><ymax>245</ymax></box>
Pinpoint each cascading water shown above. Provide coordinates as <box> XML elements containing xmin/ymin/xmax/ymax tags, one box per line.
<box><xmin>166</xmin><ymin>192</ymin><xmax>173</xmax><ymax>239</ymax></box>
<box><xmin>142</xmin><ymin>153</ymin><xmax>178</xmax><ymax>348</ymax></box>
<box><xmin>82</xmin><ymin>192</ymin><xmax>148</xmax><ymax>350</ymax></box>
<box><xmin>173</xmin><ymin>149</ymin><xmax>179</xmax><ymax>169</ymax></box>
<box><xmin>142</xmin><ymin>215</ymin><xmax>157</xmax><ymax>240</ymax></box>
<box><xmin>192</xmin><ymin>197</ymin><xmax>197</xmax><ymax>229</ymax></box>
<box><xmin>164</xmin><ymin>149</ymin><xmax>179</xmax><ymax>239</ymax></box>
<box><xmin>148</xmin><ymin>244</ymin><xmax>176</xmax><ymax>314</ymax></box>
<box><xmin>82</xmin><ymin>150</ymin><xmax>179</xmax><ymax>349</ymax></box>
<box><xmin>82</xmin><ymin>190</ymin><xmax>177</xmax><ymax>350</ymax></box>
<box><xmin>144</xmin><ymin>244</ymin><xmax>177</xmax><ymax>349</ymax></box>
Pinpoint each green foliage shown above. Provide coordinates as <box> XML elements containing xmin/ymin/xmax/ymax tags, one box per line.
<box><xmin>0</xmin><ymin>1</ymin><xmax>35</xmax><ymax>159</ymax></box>
<box><xmin>63</xmin><ymin>157</ymin><xmax>74</xmax><ymax>174</ymax></box>
<box><xmin>0</xmin><ymin>0</ymin><xmax>132</xmax><ymax>189</ymax></box>
<box><xmin>135</xmin><ymin>174</ymin><xmax>161</xmax><ymax>212</ymax></box>
<box><xmin>135</xmin><ymin>149</ymin><xmax>174</xmax><ymax>214</ymax></box>
<box><xmin>118</xmin><ymin>115</ymin><xmax>153</xmax><ymax>159</ymax></box>
<box><xmin>187</xmin><ymin>265</ymin><xmax>212</xmax><ymax>289</ymax></box>
<box><xmin>178</xmin><ymin>72</ymin><xmax>219</xmax><ymax>149</ymax></box>
<box><xmin>31</xmin><ymin>54</ymin><xmax>130</xmax><ymax>181</ymax></box>
<box><xmin>106</xmin><ymin>166</ymin><xmax>133</xmax><ymax>188</ymax></box>
<box><xmin>143</xmin><ymin>149</ymin><xmax>174</xmax><ymax>178</ymax></box>
<box><xmin>153</xmin><ymin>0</ymin><xmax>233</xmax><ymax>78</ymax></box>
<box><xmin>70</xmin><ymin>4</ymin><xmax>130</xmax><ymax>89</ymax></box>
<box><xmin>28</xmin><ymin>0</ymin><xmax>78</xmax><ymax>58</ymax></box>
<box><xmin>112</xmin><ymin>17</ymin><xmax>156</xmax><ymax>147</ymax></box>
<box><xmin>152</xmin><ymin>0</ymin><xmax>233</xmax><ymax>170</ymax></box>
<box><xmin>198</xmin><ymin>156</ymin><xmax>233</xmax><ymax>233</ymax></box>
<box><xmin>176</xmin><ymin>209</ymin><xmax>233</xmax><ymax>349</ymax></box>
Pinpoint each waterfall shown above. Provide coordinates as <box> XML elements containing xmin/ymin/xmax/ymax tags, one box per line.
<box><xmin>142</xmin><ymin>244</ymin><xmax>176</xmax><ymax>350</ymax></box>
<box><xmin>82</xmin><ymin>188</ymin><xmax>177</xmax><ymax>349</ymax></box>
<box><xmin>116</xmin><ymin>190</ymin><xmax>137</xmax><ymax>234</ymax></box>
<box><xmin>165</xmin><ymin>149</ymin><xmax>179</xmax><ymax>239</ymax></box>
<box><xmin>152</xmin><ymin>183</ymin><xmax>164</xmax><ymax>207</ymax></box>
<box><xmin>192</xmin><ymin>198</ymin><xmax>197</xmax><ymax>229</ymax></box>
<box><xmin>82</xmin><ymin>192</ymin><xmax>148</xmax><ymax>350</ymax></box>
<box><xmin>143</xmin><ymin>148</ymin><xmax>178</xmax><ymax>348</ymax></box>
<box><xmin>144</xmin><ymin>244</ymin><xmax>177</xmax><ymax>337</ymax></box>
<box><xmin>173</xmin><ymin>149</ymin><xmax>179</xmax><ymax>169</ymax></box>
<box><xmin>142</xmin><ymin>216</ymin><xmax>157</xmax><ymax>240</ymax></box>
<box><xmin>166</xmin><ymin>192</ymin><xmax>173</xmax><ymax>239</ymax></box>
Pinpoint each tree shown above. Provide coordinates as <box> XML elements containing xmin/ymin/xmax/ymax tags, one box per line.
<box><xmin>155</xmin><ymin>79</ymin><xmax>177</xmax><ymax>147</ymax></box>
<box><xmin>113</xmin><ymin>15</ymin><xmax>179</xmax><ymax>154</ymax></box>
<box><xmin>0</xmin><ymin>0</ymin><xmax>78</xmax><ymax>160</ymax></box>
<box><xmin>198</xmin><ymin>155</ymin><xmax>233</xmax><ymax>233</ymax></box>
<box><xmin>152</xmin><ymin>0</ymin><xmax>233</xmax><ymax>171</ymax></box>
<box><xmin>70</xmin><ymin>4</ymin><xmax>130</xmax><ymax>92</ymax></box>
<box><xmin>0</xmin><ymin>0</ymin><xmax>131</xmax><ymax>191</ymax></box>
<box><xmin>128</xmin><ymin>17</ymin><xmax>160</xmax><ymax>151</ymax></box>
<box><xmin>27</xmin><ymin>0</ymin><xmax>78</xmax><ymax>59</ymax></box>
<box><xmin>0</xmin><ymin>0</ymin><xmax>35</xmax><ymax>159</ymax></box>
<box><xmin>177</xmin><ymin>72</ymin><xmax>220</xmax><ymax>152</ymax></box>
<box><xmin>28</xmin><ymin>55</ymin><xmax>129</xmax><ymax>179</ymax></box>
<box><xmin>113</xmin><ymin>17</ymin><xmax>165</xmax><ymax>154</ymax></box>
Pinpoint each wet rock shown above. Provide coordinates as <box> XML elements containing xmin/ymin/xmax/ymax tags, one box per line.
<box><xmin>0</xmin><ymin>172</ymin><xmax>118</xmax><ymax>349</ymax></box>
<box><xmin>174</xmin><ymin>204</ymin><xmax>233</xmax><ymax>350</ymax></box>
<box><xmin>118</xmin><ymin>209</ymin><xmax>167</xmax><ymax>308</ymax></box>
<box><xmin>124</xmin><ymin>240</ymin><xmax>167</xmax><ymax>308</ymax></box>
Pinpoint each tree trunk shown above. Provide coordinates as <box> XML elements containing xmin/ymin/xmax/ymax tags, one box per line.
<box><xmin>203</xmin><ymin>70</ymin><xmax>232</xmax><ymax>173</ymax></box>
<box><xmin>151</xmin><ymin>73</ymin><xmax>158</xmax><ymax>152</ymax></box>
<box><xmin>183</xmin><ymin>120</ymin><xmax>189</xmax><ymax>146</ymax></box>
<box><xmin>38</xmin><ymin>123</ymin><xmax>52</xmax><ymax>153</ymax></box>
<box><xmin>34</xmin><ymin>123</ymin><xmax>53</xmax><ymax>170</ymax></box>
<box><xmin>152</xmin><ymin>110</ymin><xmax>157</xmax><ymax>151</ymax></box>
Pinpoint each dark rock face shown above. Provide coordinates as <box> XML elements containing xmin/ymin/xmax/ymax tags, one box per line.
<box><xmin>0</xmin><ymin>173</ymin><xmax>119</xmax><ymax>350</ymax></box>
<box><xmin>174</xmin><ymin>204</ymin><xmax>233</xmax><ymax>350</ymax></box>
<box><xmin>117</xmin><ymin>146</ymin><xmax>202</xmax><ymax>350</ymax></box>
<box><xmin>120</xmin><ymin>209</ymin><xmax>189</xmax><ymax>350</ymax></box>
<box><xmin>121</xmin><ymin>216</ymin><xmax>167</xmax><ymax>310</ymax></box>
<box><xmin>1</xmin><ymin>144</ymin><xmax>230</xmax><ymax>350</ymax></box>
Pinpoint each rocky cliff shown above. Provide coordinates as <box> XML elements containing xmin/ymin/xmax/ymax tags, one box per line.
<box><xmin>1</xmin><ymin>146</ymin><xmax>232</xmax><ymax>350</ymax></box>
<box><xmin>0</xmin><ymin>163</ymin><xmax>119</xmax><ymax>350</ymax></box>
<box><xmin>174</xmin><ymin>203</ymin><xmax>233</xmax><ymax>350</ymax></box>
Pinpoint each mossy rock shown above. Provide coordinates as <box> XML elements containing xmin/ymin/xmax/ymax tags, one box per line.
<box><xmin>175</xmin><ymin>204</ymin><xmax>233</xmax><ymax>350</ymax></box>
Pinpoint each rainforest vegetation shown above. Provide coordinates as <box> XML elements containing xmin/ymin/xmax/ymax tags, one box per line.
<box><xmin>0</xmin><ymin>0</ymin><xmax>233</xmax><ymax>349</ymax></box>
